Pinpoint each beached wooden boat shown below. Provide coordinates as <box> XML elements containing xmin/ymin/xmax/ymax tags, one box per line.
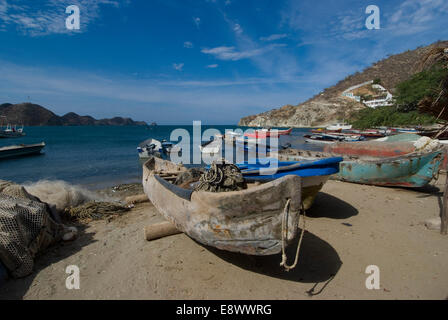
<box><xmin>0</xmin><ymin>142</ymin><xmax>45</xmax><ymax>159</ymax></box>
<box><xmin>276</xmin><ymin>139</ymin><xmax>444</xmax><ymax>188</ymax></box>
<box><xmin>304</xmin><ymin>133</ymin><xmax>364</xmax><ymax>144</ymax></box>
<box><xmin>142</xmin><ymin>156</ymin><xmax>303</xmax><ymax>255</ymax></box>
<box><xmin>236</xmin><ymin>157</ymin><xmax>342</xmax><ymax>209</ymax></box>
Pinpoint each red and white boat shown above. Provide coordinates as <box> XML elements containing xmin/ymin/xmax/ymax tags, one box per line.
<box><xmin>244</xmin><ymin>127</ymin><xmax>292</xmax><ymax>138</ymax></box>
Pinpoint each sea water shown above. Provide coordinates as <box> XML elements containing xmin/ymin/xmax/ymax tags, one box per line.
<box><xmin>0</xmin><ymin>126</ymin><xmax>316</xmax><ymax>189</ymax></box>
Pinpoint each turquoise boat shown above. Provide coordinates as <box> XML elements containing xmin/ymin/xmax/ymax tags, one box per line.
<box><xmin>277</xmin><ymin>139</ymin><xmax>444</xmax><ymax>188</ymax></box>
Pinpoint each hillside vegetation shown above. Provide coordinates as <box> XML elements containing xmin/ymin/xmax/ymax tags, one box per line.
<box><xmin>350</xmin><ymin>55</ymin><xmax>448</xmax><ymax>128</ymax></box>
<box><xmin>239</xmin><ymin>40</ymin><xmax>448</xmax><ymax>128</ymax></box>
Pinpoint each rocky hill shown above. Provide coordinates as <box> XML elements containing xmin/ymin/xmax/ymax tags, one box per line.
<box><xmin>239</xmin><ymin>40</ymin><xmax>448</xmax><ymax>127</ymax></box>
<box><xmin>0</xmin><ymin>103</ymin><xmax>147</xmax><ymax>126</ymax></box>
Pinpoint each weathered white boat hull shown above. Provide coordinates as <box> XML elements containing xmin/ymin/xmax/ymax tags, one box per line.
<box><xmin>143</xmin><ymin>157</ymin><xmax>303</xmax><ymax>255</ymax></box>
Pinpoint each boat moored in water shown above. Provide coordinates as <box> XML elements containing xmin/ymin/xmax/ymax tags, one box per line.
<box><xmin>0</xmin><ymin>142</ymin><xmax>45</xmax><ymax>159</ymax></box>
<box><xmin>0</xmin><ymin>119</ymin><xmax>26</xmax><ymax>138</ymax></box>
<box><xmin>137</xmin><ymin>138</ymin><xmax>182</xmax><ymax>159</ymax></box>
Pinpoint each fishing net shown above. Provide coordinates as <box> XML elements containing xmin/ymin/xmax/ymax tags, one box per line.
<box><xmin>194</xmin><ymin>162</ymin><xmax>247</xmax><ymax>192</ymax></box>
<box><xmin>0</xmin><ymin>180</ymin><xmax>64</xmax><ymax>278</ymax></box>
<box><xmin>174</xmin><ymin>167</ymin><xmax>205</xmax><ymax>189</ymax></box>
<box><xmin>63</xmin><ymin>201</ymin><xmax>130</xmax><ymax>222</ymax></box>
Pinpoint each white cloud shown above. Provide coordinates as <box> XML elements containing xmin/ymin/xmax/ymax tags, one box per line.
<box><xmin>233</xmin><ymin>23</ymin><xmax>242</xmax><ymax>34</ymax></box>
<box><xmin>193</xmin><ymin>17</ymin><xmax>201</xmax><ymax>28</ymax></box>
<box><xmin>201</xmin><ymin>44</ymin><xmax>285</xmax><ymax>61</ymax></box>
<box><xmin>206</xmin><ymin>64</ymin><xmax>218</xmax><ymax>68</ymax></box>
<box><xmin>260</xmin><ymin>33</ymin><xmax>287</xmax><ymax>41</ymax></box>
<box><xmin>0</xmin><ymin>0</ymin><xmax>122</xmax><ymax>36</ymax></box>
<box><xmin>0</xmin><ymin>60</ymin><xmax>326</xmax><ymax>123</ymax></box>
<box><xmin>183</xmin><ymin>41</ymin><xmax>193</xmax><ymax>48</ymax></box>
<box><xmin>173</xmin><ymin>63</ymin><xmax>184</xmax><ymax>71</ymax></box>
<box><xmin>0</xmin><ymin>0</ymin><xmax>7</xmax><ymax>14</ymax></box>
<box><xmin>385</xmin><ymin>0</ymin><xmax>448</xmax><ymax>36</ymax></box>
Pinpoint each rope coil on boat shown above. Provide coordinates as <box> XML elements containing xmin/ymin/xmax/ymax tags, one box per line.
<box><xmin>194</xmin><ymin>161</ymin><xmax>246</xmax><ymax>192</ymax></box>
<box><xmin>280</xmin><ymin>199</ymin><xmax>306</xmax><ymax>271</ymax></box>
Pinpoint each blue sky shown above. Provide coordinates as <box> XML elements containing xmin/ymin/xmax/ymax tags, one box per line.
<box><xmin>0</xmin><ymin>0</ymin><xmax>447</xmax><ymax>124</ymax></box>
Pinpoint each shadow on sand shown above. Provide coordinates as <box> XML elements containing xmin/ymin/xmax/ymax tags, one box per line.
<box><xmin>197</xmin><ymin>191</ymin><xmax>358</xmax><ymax>295</ymax></box>
<box><xmin>201</xmin><ymin>229</ymin><xmax>342</xmax><ymax>296</ymax></box>
<box><xmin>307</xmin><ymin>192</ymin><xmax>359</xmax><ymax>219</ymax></box>
<box><xmin>0</xmin><ymin>224</ymin><xmax>96</xmax><ymax>300</ymax></box>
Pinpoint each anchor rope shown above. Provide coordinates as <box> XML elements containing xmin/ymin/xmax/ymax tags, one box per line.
<box><xmin>280</xmin><ymin>199</ymin><xmax>306</xmax><ymax>271</ymax></box>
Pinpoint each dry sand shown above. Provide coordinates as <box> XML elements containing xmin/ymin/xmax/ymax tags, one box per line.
<box><xmin>0</xmin><ymin>176</ymin><xmax>447</xmax><ymax>300</ymax></box>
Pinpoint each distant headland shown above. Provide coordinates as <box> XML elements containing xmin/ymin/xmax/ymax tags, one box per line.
<box><xmin>0</xmin><ymin>102</ymin><xmax>148</xmax><ymax>126</ymax></box>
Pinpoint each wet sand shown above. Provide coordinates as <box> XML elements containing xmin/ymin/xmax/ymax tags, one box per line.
<box><xmin>0</xmin><ymin>176</ymin><xmax>447</xmax><ymax>300</ymax></box>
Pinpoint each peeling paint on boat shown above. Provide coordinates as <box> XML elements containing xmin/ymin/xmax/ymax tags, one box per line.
<box><xmin>143</xmin><ymin>156</ymin><xmax>303</xmax><ymax>255</ymax></box>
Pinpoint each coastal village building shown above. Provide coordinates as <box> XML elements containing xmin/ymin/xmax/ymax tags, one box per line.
<box><xmin>342</xmin><ymin>80</ymin><xmax>394</xmax><ymax>108</ymax></box>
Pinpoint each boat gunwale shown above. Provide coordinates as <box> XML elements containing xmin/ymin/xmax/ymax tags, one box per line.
<box><xmin>276</xmin><ymin>145</ymin><xmax>445</xmax><ymax>164</ymax></box>
<box><xmin>143</xmin><ymin>157</ymin><xmax>303</xmax><ymax>202</ymax></box>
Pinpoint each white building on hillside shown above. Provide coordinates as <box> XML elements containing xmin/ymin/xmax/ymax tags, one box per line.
<box><xmin>342</xmin><ymin>81</ymin><xmax>394</xmax><ymax>109</ymax></box>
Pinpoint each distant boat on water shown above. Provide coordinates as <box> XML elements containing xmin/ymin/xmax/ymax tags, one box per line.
<box><xmin>244</xmin><ymin>127</ymin><xmax>292</xmax><ymax>138</ymax></box>
<box><xmin>137</xmin><ymin>138</ymin><xmax>181</xmax><ymax>159</ymax></box>
<box><xmin>326</xmin><ymin>123</ymin><xmax>352</xmax><ymax>131</ymax></box>
<box><xmin>0</xmin><ymin>116</ymin><xmax>25</xmax><ymax>138</ymax></box>
<box><xmin>0</xmin><ymin>142</ymin><xmax>45</xmax><ymax>160</ymax></box>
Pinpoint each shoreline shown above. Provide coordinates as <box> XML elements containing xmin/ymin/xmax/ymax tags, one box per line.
<box><xmin>0</xmin><ymin>174</ymin><xmax>446</xmax><ymax>299</ymax></box>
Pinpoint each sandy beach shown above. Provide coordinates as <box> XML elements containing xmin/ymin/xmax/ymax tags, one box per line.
<box><xmin>0</xmin><ymin>174</ymin><xmax>447</xmax><ymax>300</ymax></box>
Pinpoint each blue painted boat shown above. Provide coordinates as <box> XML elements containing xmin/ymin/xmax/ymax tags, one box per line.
<box><xmin>236</xmin><ymin>157</ymin><xmax>343</xmax><ymax>209</ymax></box>
<box><xmin>237</xmin><ymin>157</ymin><xmax>343</xmax><ymax>180</ymax></box>
<box><xmin>277</xmin><ymin>140</ymin><xmax>445</xmax><ymax>188</ymax></box>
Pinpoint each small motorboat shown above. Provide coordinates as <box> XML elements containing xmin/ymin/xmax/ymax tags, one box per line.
<box><xmin>137</xmin><ymin>138</ymin><xmax>163</xmax><ymax>159</ymax></box>
<box><xmin>137</xmin><ymin>138</ymin><xmax>181</xmax><ymax>159</ymax></box>
<box><xmin>199</xmin><ymin>137</ymin><xmax>222</xmax><ymax>155</ymax></box>
<box><xmin>0</xmin><ymin>124</ymin><xmax>26</xmax><ymax>138</ymax></box>
<box><xmin>0</xmin><ymin>142</ymin><xmax>45</xmax><ymax>159</ymax></box>
<box><xmin>326</xmin><ymin>123</ymin><xmax>352</xmax><ymax>131</ymax></box>
<box><xmin>304</xmin><ymin>134</ymin><xmax>341</xmax><ymax>144</ymax></box>
<box><xmin>143</xmin><ymin>156</ymin><xmax>303</xmax><ymax>256</ymax></box>
<box><xmin>304</xmin><ymin>133</ymin><xmax>364</xmax><ymax>144</ymax></box>
<box><xmin>244</xmin><ymin>127</ymin><xmax>292</xmax><ymax>139</ymax></box>
<box><xmin>223</xmin><ymin>131</ymin><xmax>243</xmax><ymax>143</ymax></box>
